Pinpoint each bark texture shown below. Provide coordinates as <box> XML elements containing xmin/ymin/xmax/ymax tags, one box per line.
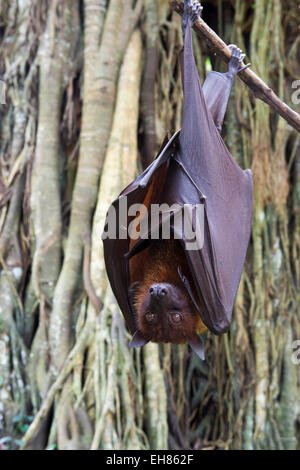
<box><xmin>0</xmin><ymin>0</ymin><xmax>299</xmax><ymax>450</ymax></box>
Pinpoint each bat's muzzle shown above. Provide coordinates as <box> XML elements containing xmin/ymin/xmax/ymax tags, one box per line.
<box><xmin>149</xmin><ymin>283</ymin><xmax>168</xmax><ymax>299</ymax></box>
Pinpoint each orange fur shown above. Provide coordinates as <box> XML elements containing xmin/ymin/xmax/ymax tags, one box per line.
<box><xmin>129</xmin><ymin>162</ymin><xmax>169</xmax><ymax>284</ymax></box>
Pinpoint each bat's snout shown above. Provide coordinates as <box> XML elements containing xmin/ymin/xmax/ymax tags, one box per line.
<box><xmin>149</xmin><ymin>283</ymin><xmax>168</xmax><ymax>299</ymax></box>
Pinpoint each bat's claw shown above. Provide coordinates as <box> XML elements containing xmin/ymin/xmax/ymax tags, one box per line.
<box><xmin>182</xmin><ymin>0</ymin><xmax>203</xmax><ymax>38</ymax></box>
<box><xmin>190</xmin><ymin>0</ymin><xmax>203</xmax><ymax>23</ymax></box>
<box><xmin>238</xmin><ymin>62</ymin><xmax>251</xmax><ymax>73</ymax></box>
<box><xmin>227</xmin><ymin>44</ymin><xmax>250</xmax><ymax>75</ymax></box>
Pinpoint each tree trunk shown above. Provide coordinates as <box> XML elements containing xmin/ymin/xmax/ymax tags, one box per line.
<box><xmin>0</xmin><ymin>0</ymin><xmax>299</xmax><ymax>450</ymax></box>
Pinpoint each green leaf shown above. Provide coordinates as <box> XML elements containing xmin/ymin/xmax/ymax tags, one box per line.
<box><xmin>205</xmin><ymin>57</ymin><xmax>212</xmax><ymax>73</ymax></box>
<box><xmin>12</xmin><ymin>413</ymin><xmax>26</xmax><ymax>424</ymax></box>
<box><xmin>18</xmin><ymin>423</ymin><xmax>29</xmax><ymax>433</ymax></box>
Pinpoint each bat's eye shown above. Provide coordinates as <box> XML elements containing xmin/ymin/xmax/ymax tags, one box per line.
<box><xmin>169</xmin><ymin>312</ymin><xmax>184</xmax><ymax>326</ymax></box>
<box><xmin>145</xmin><ymin>312</ymin><xmax>157</xmax><ymax>323</ymax></box>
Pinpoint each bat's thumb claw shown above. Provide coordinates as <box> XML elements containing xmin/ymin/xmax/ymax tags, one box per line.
<box><xmin>129</xmin><ymin>330</ymin><xmax>149</xmax><ymax>348</ymax></box>
<box><xmin>188</xmin><ymin>333</ymin><xmax>205</xmax><ymax>361</ymax></box>
<box><xmin>238</xmin><ymin>63</ymin><xmax>251</xmax><ymax>73</ymax></box>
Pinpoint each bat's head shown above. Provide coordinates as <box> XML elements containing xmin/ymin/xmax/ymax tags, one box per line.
<box><xmin>136</xmin><ymin>281</ymin><xmax>199</xmax><ymax>344</ymax></box>
<box><xmin>129</xmin><ymin>280</ymin><xmax>206</xmax><ymax>347</ymax></box>
<box><xmin>127</xmin><ymin>239</ymin><xmax>207</xmax><ymax>359</ymax></box>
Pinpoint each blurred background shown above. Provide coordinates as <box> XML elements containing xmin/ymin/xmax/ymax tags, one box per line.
<box><xmin>0</xmin><ymin>0</ymin><xmax>299</xmax><ymax>450</ymax></box>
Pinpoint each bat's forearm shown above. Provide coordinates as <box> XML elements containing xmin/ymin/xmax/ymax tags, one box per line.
<box><xmin>172</xmin><ymin>0</ymin><xmax>300</xmax><ymax>133</ymax></box>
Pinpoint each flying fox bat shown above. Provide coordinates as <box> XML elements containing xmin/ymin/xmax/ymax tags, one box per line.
<box><xmin>102</xmin><ymin>0</ymin><xmax>253</xmax><ymax>360</ymax></box>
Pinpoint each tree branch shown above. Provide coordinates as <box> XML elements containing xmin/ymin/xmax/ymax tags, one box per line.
<box><xmin>171</xmin><ymin>0</ymin><xmax>300</xmax><ymax>133</ymax></box>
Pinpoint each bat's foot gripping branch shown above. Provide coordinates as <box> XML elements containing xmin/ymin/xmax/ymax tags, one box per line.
<box><xmin>182</xmin><ymin>0</ymin><xmax>203</xmax><ymax>38</ymax></box>
<box><xmin>227</xmin><ymin>44</ymin><xmax>251</xmax><ymax>75</ymax></box>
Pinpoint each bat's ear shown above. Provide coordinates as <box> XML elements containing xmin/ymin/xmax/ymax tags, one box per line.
<box><xmin>129</xmin><ymin>330</ymin><xmax>149</xmax><ymax>348</ymax></box>
<box><xmin>188</xmin><ymin>333</ymin><xmax>205</xmax><ymax>361</ymax></box>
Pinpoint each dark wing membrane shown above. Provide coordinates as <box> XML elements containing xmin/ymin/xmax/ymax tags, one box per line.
<box><xmin>103</xmin><ymin>19</ymin><xmax>253</xmax><ymax>337</ymax></box>
<box><xmin>102</xmin><ymin>133</ymin><xmax>179</xmax><ymax>334</ymax></box>
<box><xmin>180</xmin><ymin>51</ymin><xmax>235</xmax><ymax>133</ymax></box>
<box><xmin>177</xmin><ymin>19</ymin><xmax>253</xmax><ymax>334</ymax></box>
<box><xmin>203</xmin><ymin>71</ymin><xmax>236</xmax><ymax>132</ymax></box>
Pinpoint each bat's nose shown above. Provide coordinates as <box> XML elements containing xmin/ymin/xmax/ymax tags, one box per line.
<box><xmin>149</xmin><ymin>284</ymin><xmax>168</xmax><ymax>298</ymax></box>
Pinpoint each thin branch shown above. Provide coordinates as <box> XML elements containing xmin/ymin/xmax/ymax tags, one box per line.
<box><xmin>171</xmin><ymin>0</ymin><xmax>300</xmax><ymax>133</ymax></box>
